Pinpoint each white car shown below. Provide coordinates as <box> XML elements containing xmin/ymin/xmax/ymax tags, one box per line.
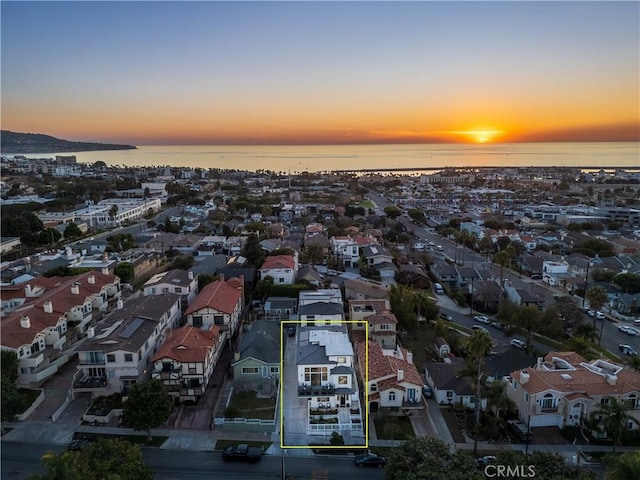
<box><xmin>619</xmin><ymin>344</ymin><xmax>638</xmax><ymax>356</ymax></box>
<box><xmin>618</xmin><ymin>325</ymin><xmax>639</xmax><ymax>336</ymax></box>
<box><xmin>510</xmin><ymin>338</ymin><xmax>527</xmax><ymax>350</ymax></box>
<box><xmin>595</xmin><ymin>311</ymin><xmax>605</xmax><ymax>321</ymax></box>
<box><xmin>473</xmin><ymin>315</ymin><xmax>490</xmax><ymax>324</ymax></box>
<box><xmin>472</xmin><ymin>325</ymin><xmax>489</xmax><ymax>334</ymax></box>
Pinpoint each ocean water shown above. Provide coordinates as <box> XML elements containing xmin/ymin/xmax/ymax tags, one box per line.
<box><xmin>16</xmin><ymin>142</ymin><xmax>640</xmax><ymax>173</ymax></box>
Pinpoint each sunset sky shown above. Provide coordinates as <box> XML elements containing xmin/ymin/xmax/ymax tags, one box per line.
<box><xmin>1</xmin><ymin>1</ymin><xmax>639</xmax><ymax>145</ymax></box>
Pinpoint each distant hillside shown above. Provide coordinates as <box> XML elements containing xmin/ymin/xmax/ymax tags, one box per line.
<box><xmin>0</xmin><ymin>130</ymin><xmax>136</xmax><ymax>154</ymax></box>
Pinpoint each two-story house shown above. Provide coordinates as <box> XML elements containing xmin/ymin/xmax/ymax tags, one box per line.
<box><xmin>143</xmin><ymin>269</ymin><xmax>199</xmax><ymax>314</ymax></box>
<box><xmin>330</xmin><ymin>235</ymin><xmax>360</xmax><ymax>268</ymax></box>
<box><xmin>352</xmin><ymin>312</ymin><xmax>398</xmax><ymax>349</ymax></box>
<box><xmin>296</xmin><ymin>325</ymin><xmax>359</xmax><ymax>411</ymax></box>
<box><xmin>506</xmin><ymin>351</ymin><xmax>640</xmax><ymax>434</ymax></box>
<box><xmin>260</xmin><ymin>255</ymin><xmax>297</xmax><ymax>285</ymax></box>
<box><xmin>184</xmin><ymin>275</ymin><xmax>244</xmax><ymax>344</ymax></box>
<box><xmin>298</xmin><ymin>289</ymin><xmax>344</xmax><ymax>326</ymax></box>
<box><xmin>151</xmin><ymin>324</ymin><xmax>223</xmax><ymax>403</ymax></box>
<box><xmin>74</xmin><ymin>294</ymin><xmax>182</xmax><ymax>396</ymax></box>
<box><xmin>360</xmin><ymin>245</ymin><xmax>396</xmax><ymax>283</ymax></box>
<box><xmin>356</xmin><ymin>341</ymin><xmax>423</xmax><ymax>414</ymax></box>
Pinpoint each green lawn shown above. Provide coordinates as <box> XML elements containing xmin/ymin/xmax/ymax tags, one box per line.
<box><xmin>373</xmin><ymin>415</ymin><xmax>415</xmax><ymax>441</ymax></box>
<box><xmin>226</xmin><ymin>390</ymin><xmax>276</xmax><ymax>420</ymax></box>
<box><xmin>214</xmin><ymin>439</ymin><xmax>272</xmax><ymax>451</ymax></box>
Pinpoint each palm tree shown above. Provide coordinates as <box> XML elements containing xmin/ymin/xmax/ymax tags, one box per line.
<box><xmin>586</xmin><ymin>286</ymin><xmax>608</xmax><ymax>330</ymax></box>
<box><xmin>590</xmin><ymin>397</ymin><xmax>634</xmax><ymax>452</ymax></box>
<box><xmin>493</xmin><ymin>245</ymin><xmax>515</xmax><ymax>304</ymax></box>
<box><xmin>414</xmin><ymin>291</ymin><xmax>435</xmax><ymax>324</ymax></box>
<box><xmin>464</xmin><ymin>329</ymin><xmax>493</xmax><ymax>455</ymax></box>
<box><xmin>625</xmin><ymin>355</ymin><xmax>640</xmax><ymax>373</ymax></box>
<box><xmin>481</xmin><ymin>380</ymin><xmax>516</xmax><ymax>419</ymax></box>
<box><xmin>28</xmin><ymin>451</ymin><xmax>80</xmax><ymax>480</ymax></box>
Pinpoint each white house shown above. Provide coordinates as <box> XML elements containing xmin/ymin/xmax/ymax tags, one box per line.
<box><xmin>260</xmin><ymin>255</ymin><xmax>297</xmax><ymax>285</ymax></box>
<box><xmin>143</xmin><ymin>269</ymin><xmax>199</xmax><ymax>313</ymax></box>
<box><xmin>356</xmin><ymin>341</ymin><xmax>423</xmax><ymax>414</ymax></box>
<box><xmin>296</xmin><ymin>326</ymin><xmax>359</xmax><ymax>411</ymax></box>
<box><xmin>74</xmin><ymin>294</ymin><xmax>182</xmax><ymax>396</ymax></box>
<box><xmin>542</xmin><ymin>260</ymin><xmax>569</xmax><ymax>286</ymax></box>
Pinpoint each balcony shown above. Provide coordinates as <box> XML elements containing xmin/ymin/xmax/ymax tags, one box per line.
<box><xmin>402</xmin><ymin>397</ymin><xmax>424</xmax><ymax>409</ymax></box>
<box><xmin>19</xmin><ymin>352</ymin><xmax>45</xmax><ymax>368</ymax></box>
<box><xmin>298</xmin><ymin>383</ymin><xmax>336</xmax><ymax>397</ymax></box>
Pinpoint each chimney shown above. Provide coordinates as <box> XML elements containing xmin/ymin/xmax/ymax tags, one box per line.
<box><xmin>397</xmin><ymin>369</ymin><xmax>404</xmax><ymax>382</ymax></box>
<box><xmin>25</xmin><ymin>284</ymin><xmax>33</xmax><ymax>297</ymax></box>
<box><xmin>117</xmin><ymin>299</ymin><xmax>123</xmax><ymax>310</ymax></box>
<box><xmin>20</xmin><ymin>316</ymin><xmax>31</xmax><ymax>329</ymax></box>
<box><xmin>102</xmin><ymin>251</ymin><xmax>109</xmax><ymax>264</ymax></box>
<box><xmin>88</xmin><ymin>275</ymin><xmax>95</xmax><ymax>284</ymax></box>
<box><xmin>188</xmin><ymin>271</ymin><xmax>194</xmax><ymax>280</ymax></box>
<box><xmin>43</xmin><ymin>300</ymin><xmax>53</xmax><ymax>314</ymax></box>
<box><xmin>219</xmin><ymin>274</ymin><xmax>225</xmax><ymax>282</ymax></box>
<box><xmin>234</xmin><ymin>352</ymin><xmax>240</xmax><ymax>361</ymax></box>
<box><xmin>606</xmin><ymin>374</ymin><xmax>617</xmax><ymax>386</ymax></box>
<box><xmin>536</xmin><ymin>357</ymin><xmax>543</xmax><ymax>369</ymax></box>
<box><xmin>406</xmin><ymin>351</ymin><xmax>413</xmax><ymax>365</ymax></box>
<box><xmin>520</xmin><ymin>371</ymin><xmax>530</xmax><ymax>385</ymax></box>
<box><xmin>87</xmin><ymin>326</ymin><xmax>95</xmax><ymax>339</ymax></box>
<box><xmin>71</xmin><ymin>283</ymin><xmax>80</xmax><ymax>294</ymax></box>
<box><xmin>102</xmin><ymin>267</ymin><xmax>110</xmax><ymax>275</ymax></box>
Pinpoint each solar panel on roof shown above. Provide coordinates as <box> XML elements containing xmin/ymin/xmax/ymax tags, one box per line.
<box><xmin>119</xmin><ymin>317</ymin><xmax>145</xmax><ymax>339</ymax></box>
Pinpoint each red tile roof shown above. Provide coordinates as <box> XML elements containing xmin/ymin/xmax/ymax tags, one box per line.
<box><xmin>151</xmin><ymin>325</ymin><xmax>221</xmax><ymax>364</ymax></box>
<box><xmin>185</xmin><ymin>277</ymin><xmax>243</xmax><ymax>315</ymax></box>
<box><xmin>2</xmin><ymin>306</ymin><xmax>64</xmax><ymax>348</ymax></box>
<box><xmin>261</xmin><ymin>255</ymin><xmax>295</xmax><ymax>271</ymax></box>
<box><xmin>356</xmin><ymin>341</ymin><xmax>422</xmax><ymax>387</ymax></box>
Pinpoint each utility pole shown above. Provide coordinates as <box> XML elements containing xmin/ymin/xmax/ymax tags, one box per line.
<box><xmin>581</xmin><ymin>261</ymin><xmax>592</xmax><ymax>309</ymax></box>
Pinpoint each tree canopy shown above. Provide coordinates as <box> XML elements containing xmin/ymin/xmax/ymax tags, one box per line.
<box><xmin>27</xmin><ymin>438</ymin><xmax>152</xmax><ymax>480</ymax></box>
<box><xmin>385</xmin><ymin>437</ymin><xmax>483</xmax><ymax>480</ymax></box>
<box><xmin>121</xmin><ymin>380</ymin><xmax>173</xmax><ymax>441</ymax></box>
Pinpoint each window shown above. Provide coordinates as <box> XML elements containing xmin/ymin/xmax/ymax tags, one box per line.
<box><xmin>106</xmin><ymin>354</ymin><xmax>115</xmax><ymax>363</ymax></box>
<box><xmin>388</xmin><ymin>392</ymin><xmax>396</xmax><ymax>401</ymax></box>
<box><xmin>337</xmin><ymin>356</ymin><xmax>346</xmax><ymax>364</ymax></box>
<box><xmin>214</xmin><ymin>315</ymin><xmax>224</xmax><ymax>325</ymax></box>
<box><xmin>524</xmin><ymin>392</ymin><xmax>529</xmax><ymax>403</ymax></box>
<box><xmin>304</xmin><ymin>367</ymin><xmax>328</xmax><ymax>384</ymax></box>
<box><xmin>541</xmin><ymin>393</ymin><xmax>555</xmax><ymax>410</ymax></box>
<box><xmin>600</xmin><ymin>397</ymin><xmax>610</xmax><ymax>406</ymax></box>
<box><xmin>380</xmin><ymin>324</ymin><xmax>390</xmax><ymax>330</ymax></box>
<box><xmin>124</xmin><ymin>353</ymin><xmax>133</xmax><ymax>362</ymax></box>
<box><xmin>370</xmin><ymin>383</ymin><xmax>377</xmax><ymax>392</ymax></box>
<box><xmin>446</xmin><ymin>391</ymin><xmax>454</xmax><ymax>399</ymax></box>
<box><xmin>278</xmin><ymin>278</ymin><xmax>284</xmax><ymax>283</ymax></box>
<box><xmin>192</xmin><ymin>316</ymin><xmax>203</xmax><ymax>327</ymax></box>
<box><xmin>242</xmin><ymin>367</ymin><xmax>259</xmax><ymax>374</ymax></box>
<box><xmin>338</xmin><ymin>376</ymin><xmax>348</xmax><ymax>385</ymax></box>
<box><xmin>174</xmin><ymin>287</ymin><xmax>182</xmax><ymax>293</ymax></box>
<box><xmin>270</xmin><ymin>366</ymin><xmax>279</xmax><ymax>374</ymax></box>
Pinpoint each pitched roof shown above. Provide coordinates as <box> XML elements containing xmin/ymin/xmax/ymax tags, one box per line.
<box><xmin>511</xmin><ymin>351</ymin><xmax>640</xmax><ymax>397</ymax></box>
<box><xmin>185</xmin><ymin>277</ymin><xmax>243</xmax><ymax>315</ymax></box>
<box><xmin>357</xmin><ymin>341</ymin><xmax>422</xmax><ymax>387</ymax></box>
<box><xmin>234</xmin><ymin>321</ymin><xmax>280</xmax><ymax>365</ymax></box>
<box><xmin>424</xmin><ymin>360</ymin><xmax>474</xmax><ymax>395</ymax></box>
<box><xmin>151</xmin><ymin>325</ymin><xmax>220</xmax><ymax>364</ymax></box>
<box><xmin>261</xmin><ymin>255</ymin><xmax>295</xmax><ymax>271</ymax></box>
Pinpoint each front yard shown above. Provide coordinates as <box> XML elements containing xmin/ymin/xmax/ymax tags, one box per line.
<box><xmin>373</xmin><ymin>415</ymin><xmax>415</xmax><ymax>441</ymax></box>
<box><xmin>224</xmin><ymin>389</ymin><xmax>276</xmax><ymax>420</ymax></box>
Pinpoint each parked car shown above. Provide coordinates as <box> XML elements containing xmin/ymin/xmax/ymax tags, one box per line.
<box><xmin>222</xmin><ymin>444</ymin><xmax>262</xmax><ymax>463</ymax></box>
<box><xmin>618</xmin><ymin>325</ymin><xmax>639</xmax><ymax>336</ymax></box>
<box><xmin>490</xmin><ymin>321</ymin><xmax>505</xmax><ymax>330</ymax></box>
<box><xmin>619</xmin><ymin>344</ymin><xmax>638</xmax><ymax>356</ymax></box>
<box><xmin>473</xmin><ymin>315</ymin><xmax>490</xmax><ymax>324</ymax></box>
<box><xmin>510</xmin><ymin>338</ymin><xmax>527</xmax><ymax>350</ymax></box>
<box><xmin>287</xmin><ymin>327</ymin><xmax>296</xmax><ymax>337</ymax></box>
<box><xmin>475</xmin><ymin>455</ymin><xmax>496</xmax><ymax>468</ymax></box>
<box><xmin>595</xmin><ymin>311</ymin><xmax>606</xmax><ymax>321</ymax></box>
<box><xmin>439</xmin><ymin>311</ymin><xmax>453</xmax><ymax>321</ymax></box>
<box><xmin>472</xmin><ymin>325</ymin><xmax>489</xmax><ymax>334</ymax></box>
<box><xmin>422</xmin><ymin>384</ymin><xmax>433</xmax><ymax>398</ymax></box>
<box><xmin>507</xmin><ymin>419</ymin><xmax>533</xmax><ymax>442</ymax></box>
<box><xmin>354</xmin><ymin>452</ymin><xmax>387</xmax><ymax>468</ymax></box>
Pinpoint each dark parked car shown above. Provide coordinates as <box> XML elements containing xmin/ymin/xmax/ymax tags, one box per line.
<box><xmin>354</xmin><ymin>452</ymin><xmax>387</xmax><ymax>468</ymax></box>
<box><xmin>222</xmin><ymin>444</ymin><xmax>262</xmax><ymax>463</ymax></box>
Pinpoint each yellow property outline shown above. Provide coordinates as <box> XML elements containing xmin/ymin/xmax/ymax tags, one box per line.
<box><xmin>280</xmin><ymin>319</ymin><xmax>369</xmax><ymax>449</ymax></box>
